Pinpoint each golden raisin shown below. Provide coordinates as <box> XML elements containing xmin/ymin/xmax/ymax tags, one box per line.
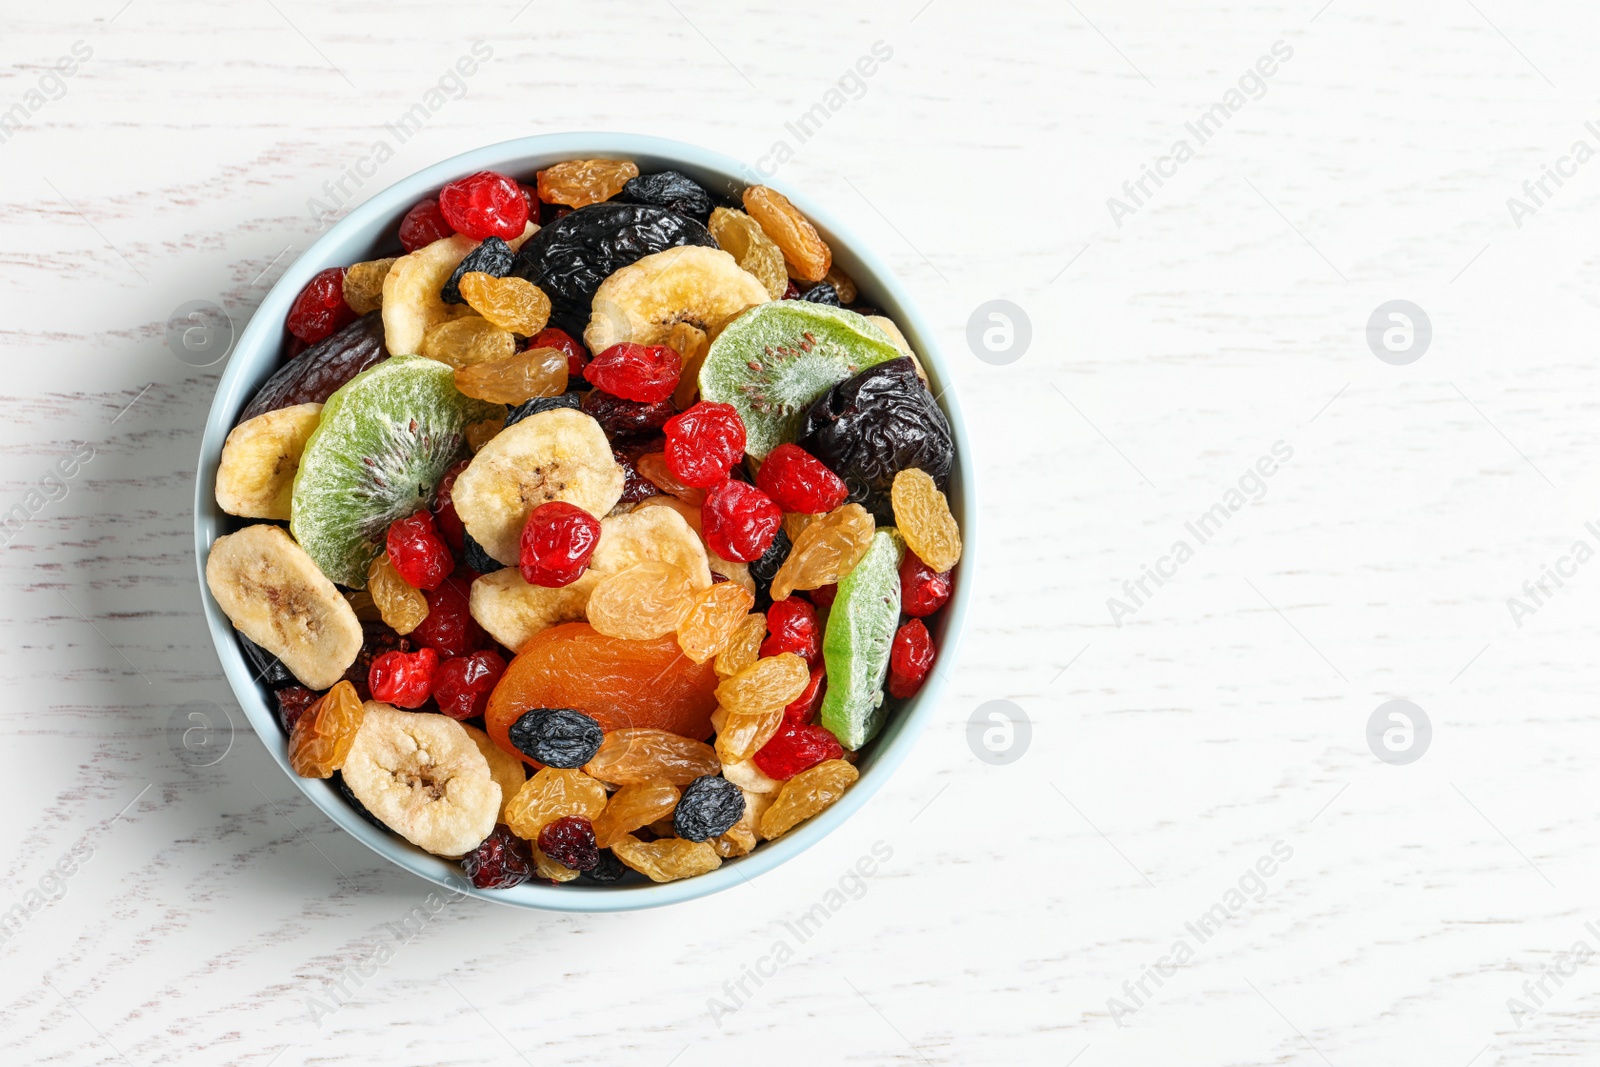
<box><xmin>344</xmin><ymin>589</ymin><xmax>382</xmax><ymax>623</ymax></box>
<box><xmin>367</xmin><ymin>553</ymin><xmax>427</xmax><ymax>634</ymax></box>
<box><xmin>891</xmin><ymin>468</ymin><xmax>962</xmax><ymax>572</ymax></box>
<box><xmin>420</xmin><ymin>315</ymin><xmax>516</xmax><ymax>369</ymax></box>
<box><xmin>458</xmin><ymin>273</ymin><xmax>553</xmax><ymax>336</ymax></box>
<box><xmin>636</xmin><ymin>452</ymin><xmax>705</xmax><ymax>507</ymax></box>
<box><xmin>782</xmin><ymin>511</ymin><xmax>813</xmax><ymax>545</ymax></box>
<box><xmin>715</xmin><ymin>652</ymin><xmax>808</xmax><ymax>713</ymax></box>
<box><xmin>759</xmin><ymin>758</ymin><xmax>858</xmax><ymax>840</ymax></box>
<box><xmin>504</xmin><ymin>767</ymin><xmax>607</xmax><ymax>841</ymax></box>
<box><xmin>537</xmin><ymin>159</ymin><xmax>639</xmax><ymax>208</ymax></box>
<box><xmin>668</xmin><ymin>321</ymin><xmax>711</xmax><ymax>410</ymax></box>
<box><xmin>586</xmin><ymin>560</ymin><xmax>695</xmax><ymax>641</ymax></box>
<box><xmin>823</xmin><ymin>265</ymin><xmax>856</xmax><ymax>305</ymax></box>
<box><xmin>464</xmin><ymin>415</ymin><xmax>505</xmax><ymax>452</ymax></box>
<box><xmin>677</xmin><ymin>582</ymin><xmax>756</xmax><ymax>663</ymax></box>
<box><xmin>584</xmin><ymin>729</ymin><xmax>720</xmax><ymax>785</ymax></box>
<box><xmin>742</xmin><ymin>185</ymin><xmax>831</xmax><ymax>283</ymax></box>
<box><xmin>708</xmin><ymin>207</ymin><xmax>787</xmax><ymax>299</ymax></box>
<box><xmin>533</xmin><ymin>845</ymin><xmax>580</xmax><ymax>883</ymax></box>
<box><xmin>288</xmin><ymin>680</ymin><xmax>364</xmax><ymax>778</ymax></box>
<box><xmin>452</xmin><ymin>347</ymin><xmax>568</xmax><ymax>405</ymax></box>
<box><xmin>343</xmin><ymin>258</ymin><xmax>396</xmax><ymax>315</ymax></box>
<box><xmin>770</xmin><ymin>503</ymin><xmax>874</xmax><ymax>600</ymax></box>
<box><xmin>611</xmin><ymin>834</ymin><xmax>722</xmax><ymax>882</ymax></box>
<box><xmin>714</xmin><ymin>613</ymin><xmax>767</xmax><ymax>678</ymax></box>
<box><xmin>714</xmin><ymin>704</ymin><xmax>785</xmax><ymax>765</ymax></box>
<box><xmin>591</xmin><ymin>779</ymin><xmax>681</xmax><ymax>848</ymax></box>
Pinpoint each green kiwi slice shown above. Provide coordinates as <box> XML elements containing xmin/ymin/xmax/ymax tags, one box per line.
<box><xmin>820</xmin><ymin>527</ymin><xmax>905</xmax><ymax>750</ymax></box>
<box><xmin>290</xmin><ymin>355</ymin><xmax>499</xmax><ymax>587</ymax></box>
<box><xmin>699</xmin><ymin>302</ymin><xmax>901</xmax><ymax>459</ymax></box>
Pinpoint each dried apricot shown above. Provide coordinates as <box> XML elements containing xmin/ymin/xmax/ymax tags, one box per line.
<box><xmin>584</xmin><ymin>729</ymin><xmax>720</xmax><ymax>785</ymax></box>
<box><xmin>453</xmin><ymin>347</ymin><xmax>568</xmax><ymax>405</ymax></box>
<box><xmin>759</xmin><ymin>758</ymin><xmax>857</xmax><ymax>840</ymax></box>
<box><xmin>504</xmin><ymin>766</ymin><xmax>607</xmax><ymax>841</ymax></box>
<box><xmin>742</xmin><ymin>185</ymin><xmax>831</xmax><ymax>283</ymax></box>
<box><xmin>459</xmin><ymin>272</ymin><xmax>553</xmax><ymax>336</ymax></box>
<box><xmin>586</xmin><ymin>560</ymin><xmax>696</xmax><ymax>640</ymax></box>
<box><xmin>591</xmin><ymin>778</ymin><xmax>681</xmax><ymax>848</ymax></box>
<box><xmin>367</xmin><ymin>553</ymin><xmax>427</xmax><ymax>635</ymax></box>
<box><xmin>770</xmin><ymin>503</ymin><xmax>874</xmax><ymax>600</ymax></box>
<box><xmin>677</xmin><ymin>582</ymin><xmax>756</xmax><ymax>663</ymax></box>
<box><xmin>537</xmin><ymin>159</ymin><xmax>639</xmax><ymax>208</ymax></box>
<box><xmin>611</xmin><ymin>834</ymin><xmax>722</xmax><ymax>882</ymax></box>
<box><xmin>288</xmin><ymin>680</ymin><xmax>363</xmax><ymax>778</ymax></box>
<box><xmin>891</xmin><ymin>468</ymin><xmax>961</xmax><ymax>572</ymax></box>
<box><xmin>420</xmin><ymin>315</ymin><xmax>516</xmax><ymax>369</ymax></box>
<box><xmin>714</xmin><ymin>613</ymin><xmax>767</xmax><ymax>678</ymax></box>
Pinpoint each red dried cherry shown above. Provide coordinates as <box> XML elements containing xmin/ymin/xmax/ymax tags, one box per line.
<box><xmin>531</xmin><ymin>326</ymin><xmax>588</xmax><ymax>380</ymax></box>
<box><xmin>702</xmin><ymin>480</ymin><xmax>781</xmax><ymax>563</ymax></box>
<box><xmin>433</xmin><ymin>459</ymin><xmax>471</xmax><ymax>555</ymax></box>
<box><xmin>286</xmin><ymin>267</ymin><xmax>356</xmax><ymax>345</ymax></box>
<box><xmin>900</xmin><ymin>552</ymin><xmax>952</xmax><ymax>617</ymax></box>
<box><xmin>663</xmin><ymin>402</ymin><xmax>746</xmax><ymax>488</ymax></box>
<box><xmin>369</xmin><ymin>646</ymin><xmax>438</xmax><ymax>708</ymax></box>
<box><xmin>537</xmin><ymin>815</ymin><xmax>600</xmax><ymax>870</ymax></box>
<box><xmin>398</xmin><ymin>198</ymin><xmax>455</xmax><ymax>252</ymax></box>
<box><xmin>585</xmin><ymin>343</ymin><xmax>681</xmax><ymax>404</ymax></box>
<box><xmin>809</xmin><ymin>583</ymin><xmax>837</xmax><ymax>608</ymax></box>
<box><xmin>888</xmin><ymin>619</ymin><xmax>935</xmax><ymax>699</ymax></box>
<box><xmin>462</xmin><ymin>826</ymin><xmax>533</xmax><ymax>889</ymax></box>
<box><xmin>761</xmin><ymin>597</ymin><xmax>821</xmax><ymax>670</ymax></box>
<box><xmin>755</xmin><ymin>443</ymin><xmax>848</xmax><ymax>514</ymax></box>
<box><xmin>438</xmin><ymin>171</ymin><xmax>529</xmax><ymax>241</ymax></box>
<box><xmin>409</xmin><ymin>575</ymin><xmax>487</xmax><ymax>659</ymax></box>
<box><xmin>783</xmin><ymin>667</ymin><xmax>826</xmax><ymax>725</ymax></box>
<box><xmin>386</xmin><ymin>509</ymin><xmax>454</xmax><ymax>591</ymax></box>
<box><xmin>520</xmin><ymin>501</ymin><xmax>602</xmax><ymax>587</ymax></box>
<box><xmin>433</xmin><ymin>649</ymin><xmax>507</xmax><ymax>720</ymax></box>
<box><xmin>753</xmin><ymin>721</ymin><xmax>844</xmax><ymax>780</ymax></box>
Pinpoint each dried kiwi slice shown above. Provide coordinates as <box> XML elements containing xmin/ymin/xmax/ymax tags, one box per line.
<box><xmin>698</xmin><ymin>302</ymin><xmax>901</xmax><ymax>460</ymax></box>
<box><xmin>290</xmin><ymin>355</ymin><xmax>499</xmax><ymax>587</ymax></box>
<box><xmin>819</xmin><ymin>527</ymin><xmax>904</xmax><ymax>750</ymax></box>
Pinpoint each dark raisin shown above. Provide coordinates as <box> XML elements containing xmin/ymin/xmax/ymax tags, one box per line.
<box><xmin>748</xmin><ymin>527</ymin><xmax>791</xmax><ymax>611</ymax></box>
<box><xmin>800</xmin><ymin>282</ymin><xmax>841</xmax><ymax>306</ymax></box>
<box><xmin>239</xmin><ymin>312</ymin><xmax>386</xmax><ymax>421</ymax></box>
<box><xmin>537</xmin><ymin>815</ymin><xmax>600</xmax><ymax>871</ymax></box>
<box><xmin>579</xmin><ymin>849</ymin><xmax>627</xmax><ymax>884</ymax></box>
<box><xmin>581</xmin><ymin>388</ymin><xmax>675</xmax><ymax>437</ymax></box>
<box><xmin>511</xmin><ymin>203</ymin><xmax>716</xmax><ymax>335</ymax></box>
<box><xmin>275</xmin><ymin>686</ymin><xmax>319</xmax><ymax>735</ymax></box>
<box><xmin>797</xmin><ymin>357</ymin><xmax>953</xmax><ymax>523</ymax></box>
<box><xmin>616</xmin><ymin>170</ymin><xmax>714</xmax><ymax>223</ymax></box>
<box><xmin>441</xmin><ymin>236</ymin><xmax>515</xmax><ymax>305</ymax></box>
<box><xmin>462</xmin><ymin>530</ymin><xmax>505</xmax><ymax>574</ymax></box>
<box><xmin>507</xmin><ymin>707</ymin><xmax>603</xmax><ymax>768</ymax></box>
<box><xmin>613</xmin><ymin>435</ymin><xmax>664</xmax><ymax>504</ymax></box>
<box><xmin>673</xmin><ymin>775</ymin><xmax>745</xmax><ymax>842</ymax></box>
<box><xmin>334</xmin><ymin>771</ymin><xmax>387</xmax><ymax>831</ymax></box>
<box><xmin>239</xmin><ymin>633</ymin><xmax>293</xmax><ymax>687</ymax></box>
<box><xmin>847</xmin><ymin>305</ymin><xmax>883</xmax><ymax>319</ymax></box>
<box><xmin>505</xmin><ymin>391</ymin><xmax>582</xmax><ymax>427</ymax></box>
<box><xmin>461</xmin><ymin>826</ymin><xmax>534</xmax><ymax>889</ymax></box>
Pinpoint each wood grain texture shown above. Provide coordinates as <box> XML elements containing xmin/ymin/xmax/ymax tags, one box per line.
<box><xmin>4</xmin><ymin>0</ymin><xmax>1600</xmax><ymax>1063</ymax></box>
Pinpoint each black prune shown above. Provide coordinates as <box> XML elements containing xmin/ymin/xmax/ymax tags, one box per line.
<box><xmin>748</xmin><ymin>527</ymin><xmax>791</xmax><ymax>611</ymax></box>
<box><xmin>616</xmin><ymin>170</ymin><xmax>714</xmax><ymax>223</ymax></box>
<box><xmin>578</xmin><ymin>848</ymin><xmax>627</xmax><ymax>884</ymax></box>
<box><xmin>800</xmin><ymin>282</ymin><xmax>841</xmax><ymax>307</ymax></box>
<box><xmin>507</xmin><ymin>707</ymin><xmax>603</xmax><ymax>768</ymax></box>
<box><xmin>505</xmin><ymin>391</ymin><xmax>581</xmax><ymax>427</ymax></box>
<box><xmin>239</xmin><ymin>633</ymin><xmax>293</xmax><ymax>687</ymax></box>
<box><xmin>797</xmin><ymin>357</ymin><xmax>953</xmax><ymax>523</ymax></box>
<box><xmin>441</xmin><ymin>236</ymin><xmax>514</xmax><ymax>305</ymax></box>
<box><xmin>240</xmin><ymin>312</ymin><xmax>386</xmax><ymax>421</ymax></box>
<box><xmin>511</xmin><ymin>204</ymin><xmax>715</xmax><ymax>335</ymax></box>
<box><xmin>581</xmin><ymin>388</ymin><xmax>675</xmax><ymax>437</ymax></box>
<box><xmin>672</xmin><ymin>775</ymin><xmax>745</xmax><ymax>842</ymax></box>
<box><xmin>462</xmin><ymin>530</ymin><xmax>504</xmax><ymax>574</ymax></box>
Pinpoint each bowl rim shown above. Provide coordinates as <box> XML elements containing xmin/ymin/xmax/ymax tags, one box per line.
<box><xmin>193</xmin><ymin>132</ymin><xmax>977</xmax><ymax>912</ymax></box>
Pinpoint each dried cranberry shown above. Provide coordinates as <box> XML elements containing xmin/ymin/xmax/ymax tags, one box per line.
<box><xmin>782</xmin><ymin>280</ymin><xmax>800</xmax><ymax>299</ymax></box>
<box><xmin>585</xmin><ymin>343</ymin><xmax>681</xmax><ymax>403</ymax></box>
<box><xmin>433</xmin><ymin>459</ymin><xmax>471</xmax><ymax>555</ymax></box>
<box><xmin>701</xmin><ymin>480</ymin><xmax>781</xmax><ymax>563</ymax></box>
<box><xmin>342</xmin><ymin>624</ymin><xmax>413</xmax><ymax>700</ymax></box>
<box><xmin>581</xmin><ymin>388</ymin><xmax>676</xmax><ymax>437</ymax></box>
<box><xmin>663</xmin><ymin>402</ymin><xmax>746</xmax><ymax>488</ymax></box>
<box><xmin>753</xmin><ymin>721</ymin><xmax>844</xmax><ymax>780</ymax></box>
<box><xmin>537</xmin><ymin>815</ymin><xmax>600</xmax><ymax>870</ymax></box>
<box><xmin>520</xmin><ymin>501</ymin><xmax>602</xmax><ymax>587</ymax></box>
<box><xmin>755</xmin><ymin>443</ymin><xmax>848</xmax><ymax>514</ymax></box>
<box><xmin>369</xmin><ymin>646</ymin><xmax>438</xmax><ymax>708</ymax></box>
<box><xmin>286</xmin><ymin>267</ymin><xmax>356</xmax><ymax>345</ymax></box>
<box><xmin>434</xmin><ymin>649</ymin><xmax>507</xmax><ymax>720</ymax></box>
<box><xmin>531</xmin><ymin>326</ymin><xmax>588</xmax><ymax>380</ymax></box>
<box><xmin>410</xmin><ymin>576</ymin><xmax>487</xmax><ymax>658</ymax></box>
<box><xmin>783</xmin><ymin>667</ymin><xmax>826</xmax><ymax>725</ymax></box>
<box><xmin>438</xmin><ymin>171</ymin><xmax>529</xmax><ymax>241</ymax></box>
<box><xmin>809</xmin><ymin>583</ymin><xmax>837</xmax><ymax>608</ymax></box>
<box><xmin>462</xmin><ymin>827</ymin><xmax>533</xmax><ymax>889</ymax></box>
<box><xmin>398</xmin><ymin>198</ymin><xmax>454</xmax><ymax>252</ymax></box>
<box><xmin>900</xmin><ymin>552</ymin><xmax>952</xmax><ymax>617</ymax></box>
<box><xmin>386</xmin><ymin>509</ymin><xmax>454</xmax><ymax>591</ymax></box>
<box><xmin>275</xmin><ymin>686</ymin><xmax>319</xmax><ymax>735</ymax></box>
<box><xmin>761</xmin><ymin>597</ymin><xmax>820</xmax><ymax>670</ymax></box>
<box><xmin>888</xmin><ymin>619</ymin><xmax>935</xmax><ymax>699</ymax></box>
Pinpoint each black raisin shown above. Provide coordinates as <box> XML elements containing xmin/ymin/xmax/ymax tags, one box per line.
<box><xmin>441</xmin><ymin>236</ymin><xmax>515</xmax><ymax>305</ymax></box>
<box><xmin>579</xmin><ymin>849</ymin><xmax>628</xmax><ymax>884</ymax></box>
<box><xmin>462</xmin><ymin>530</ymin><xmax>504</xmax><ymax>574</ymax></box>
<box><xmin>673</xmin><ymin>775</ymin><xmax>745</xmax><ymax>842</ymax></box>
<box><xmin>616</xmin><ymin>170</ymin><xmax>714</xmax><ymax>223</ymax></box>
<box><xmin>507</xmin><ymin>707</ymin><xmax>603</xmax><ymax>768</ymax></box>
<box><xmin>581</xmin><ymin>388</ymin><xmax>675</xmax><ymax>437</ymax></box>
<box><xmin>505</xmin><ymin>391</ymin><xmax>581</xmax><ymax>427</ymax></box>
<box><xmin>239</xmin><ymin>633</ymin><xmax>293</xmax><ymax>687</ymax></box>
<box><xmin>800</xmin><ymin>282</ymin><xmax>841</xmax><ymax>307</ymax></box>
<box><xmin>797</xmin><ymin>357</ymin><xmax>953</xmax><ymax>523</ymax></box>
<box><xmin>748</xmin><ymin>527</ymin><xmax>791</xmax><ymax>611</ymax></box>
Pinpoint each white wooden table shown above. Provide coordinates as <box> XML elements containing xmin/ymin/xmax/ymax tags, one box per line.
<box><xmin>5</xmin><ymin>1</ymin><xmax>1600</xmax><ymax>1062</ymax></box>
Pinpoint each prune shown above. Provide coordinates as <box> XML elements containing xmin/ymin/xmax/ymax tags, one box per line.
<box><xmin>239</xmin><ymin>633</ymin><xmax>293</xmax><ymax>687</ymax></box>
<box><xmin>581</xmin><ymin>387</ymin><xmax>676</xmax><ymax>437</ymax></box>
<box><xmin>275</xmin><ymin>685</ymin><xmax>318</xmax><ymax>735</ymax></box>
<box><xmin>797</xmin><ymin>357</ymin><xmax>953</xmax><ymax>522</ymax></box>
<box><xmin>747</xmin><ymin>527</ymin><xmax>791</xmax><ymax>610</ymax></box>
<box><xmin>673</xmin><ymin>775</ymin><xmax>746</xmax><ymax>842</ymax></box>
<box><xmin>333</xmin><ymin>771</ymin><xmax>387</xmax><ymax>830</ymax></box>
<box><xmin>441</xmin><ymin>236</ymin><xmax>514</xmax><ymax>305</ymax></box>
<box><xmin>511</xmin><ymin>203</ymin><xmax>716</xmax><ymax>335</ymax></box>
<box><xmin>505</xmin><ymin>391</ymin><xmax>581</xmax><ymax>426</ymax></box>
<box><xmin>508</xmin><ymin>707</ymin><xmax>604</xmax><ymax>768</ymax></box>
<box><xmin>239</xmin><ymin>312</ymin><xmax>386</xmax><ymax>421</ymax></box>
<box><xmin>579</xmin><ymin>848</ymin><xmax>628</xmax><ymax>884</ymax></box>
<box><xmin>800</xmin><ymin>282</ymin><xmax>841</xmax><ymax>306</ymax></box>
<box><xmin>462</xmin><ymin>530</ymin><xmax>505</xmax><ymax>574</ymax></box>
<box><xmin>618</xmin><ymin>170</ymin><xmax>715</xmax><ymax>223</ymax></box>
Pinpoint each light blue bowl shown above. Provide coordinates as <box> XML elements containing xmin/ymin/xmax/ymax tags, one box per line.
<box><xmin>194</xmin><ymin>133</ymin><xmax>975</xmax><ymax>911</ymax></box>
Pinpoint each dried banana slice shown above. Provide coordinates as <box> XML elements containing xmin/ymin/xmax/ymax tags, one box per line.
<box><xmin>214</xmin><ymin>403</ymin><xmax>322</xmax><ymax>520</ymax></box>
<box><xmin>382</xmin><ymin>223</ymin><xmax>537</xmax><ymax>356</ymax></box>
<box><xmin>584</xmin><ymin>245</ymin><xmax>770</xmax><ymax>354</ymax></box>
